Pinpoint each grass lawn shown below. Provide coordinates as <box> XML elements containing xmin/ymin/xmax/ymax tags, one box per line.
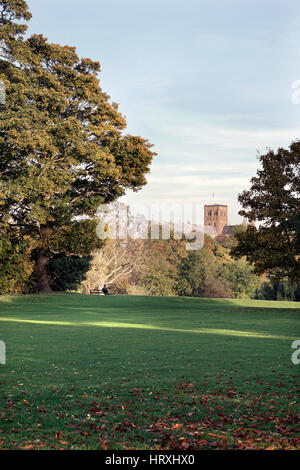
<box><xmin>0</xmin><ymin>294</ymin><xmax>299</xmax><ymax>450</ymax></box>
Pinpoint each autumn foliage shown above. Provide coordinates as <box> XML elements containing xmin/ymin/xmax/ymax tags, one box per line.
<box><xmin>0</xmin><ymin>0</ymin><xmax>155</xmax><ymax>292</ymax></box>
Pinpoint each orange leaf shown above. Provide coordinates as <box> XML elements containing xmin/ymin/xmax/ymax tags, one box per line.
<box><xmin>171</xmin><ymin>423</ymin><xmax>183</xmax><ymax>430</ymax></box>
<box><xmin>197</xmin><ymin>440</ymin><xmax>209</xmax><ymax>446</ymax></box>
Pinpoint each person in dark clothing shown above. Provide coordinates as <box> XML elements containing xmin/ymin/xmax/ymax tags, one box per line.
<box><xmin>102</xmin><ymin>285</ymin><xmax>109</xmax><ymax>295</ymax></box>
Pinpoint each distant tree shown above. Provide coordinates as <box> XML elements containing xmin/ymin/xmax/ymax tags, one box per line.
<box><xmin>140</xmin><ymin>256</ymin><xmax>176</xmax><ymax>296</ymax></box>
<box><xmin>255</xmin><ymin>280</ymin><xmax>300</xmax><ymax>301</ymax></box>
<box><xmin>0</xmin><ymin>1</ymin><xmax>155</xmax><ymax>293</ymax></box>
<box><xmin>82</xmin><ymin>239</ymin><xmax>147</xmax><ymax>294</ymax></box>
<box><xmin>204</xmin><ymin>277</ymin><xmax>233</xmax><ymax>299</ymax></box>
<box><xmin>177</xmin><ymin>249</ymin><xmax>209</xmax><ymax>297</ymax></box>
<box><xmin>140</xmin><ymin>238</ymin><xmax>188</xmax><ymax>296</ymax></box>
<box><xmin>177</xmin><ymin>241</ymin><xmax>262</xmax><ymax>299</ymax></box>
<box><xmin>220</xmin><ymin>258</ymin><xmax>261</xmax><ymax>298</ymax></box>
<box><xmin>140</xmin><ymin>269</ymin><xmax>176</xmax><ymax>296</ymax></box>
<box><xmin>232</xmin><ymin>143</ymin><xmax>300</xmax><ymax>281</ymax></box>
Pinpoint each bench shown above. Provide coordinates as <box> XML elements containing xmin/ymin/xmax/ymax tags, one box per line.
<box><xmin>90</xmin><ymin>290</ymin><xmax>104</xmax><ymax>295</ymax></box>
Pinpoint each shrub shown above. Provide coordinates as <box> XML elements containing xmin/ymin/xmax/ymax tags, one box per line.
<box><xmin>205</xmin><ymin>277</ymin><xmax>233</xmax><ymax>298</ymax></box>
<box><xmin>47</xmin><ymin>255</ymin><xmax>92</xmax><ymax>292</ymax></box>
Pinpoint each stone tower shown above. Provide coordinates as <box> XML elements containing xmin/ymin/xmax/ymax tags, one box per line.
<box><xmin>204</xmin><ymin>205</ymin><xmax>228</xmax><ymax>235</ymax></box>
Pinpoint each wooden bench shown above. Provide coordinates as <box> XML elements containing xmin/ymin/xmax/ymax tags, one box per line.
<box><xmin>90</xmin><ymin>290</ymin><xmax>104</xmax><ymax>295</ymax></box>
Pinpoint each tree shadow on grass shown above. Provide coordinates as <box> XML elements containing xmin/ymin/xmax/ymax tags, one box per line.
<box><xmin>0</xmin><ymin>294</ymin><xmax>299</xmax><ymax>311</ymax></box>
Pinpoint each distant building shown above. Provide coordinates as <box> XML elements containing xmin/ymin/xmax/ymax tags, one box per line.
<box><xmin>204</xmin><ymin>204</ymin><xmax>253</xmax><ymax>238</ymax></box>
<box><xmin>204</xmin><ymin>204</ymin><xmax>228</xmax><ymax>236</ymax></box>
<box><xmin>221</xmin><ymin>225</ymin><xmax>236</xmax><ymax>236</ymax></box>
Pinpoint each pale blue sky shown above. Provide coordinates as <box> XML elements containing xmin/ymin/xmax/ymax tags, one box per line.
<box><xmin>27</xmin><ymin>0</ymin><xmax>300</xmax><ymax>223</ymax></box>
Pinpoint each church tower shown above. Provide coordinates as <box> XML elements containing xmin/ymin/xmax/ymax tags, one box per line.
<box><xmin>204</xmin><ymin>204</ymin><xmax>228</xmax><ymax>236</ymax></box>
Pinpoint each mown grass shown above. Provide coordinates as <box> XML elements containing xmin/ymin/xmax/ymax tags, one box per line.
<box><xmin>0</xmin><ymin>294</ymin><xmax>299</xmax><ymax>450</ymax></box>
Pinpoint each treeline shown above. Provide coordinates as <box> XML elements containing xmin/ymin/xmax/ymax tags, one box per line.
<box><xmin>2</xmin><ymin>227</ymin><xmax>298</xmax><ymax>301</ymax></box>
<box><xmin>81</xmin><ymin>233</ymin><xmax>263</xmax><ymax>299</ymax></box>
<box><xmin>255</xmin><ymin>281</ymin><xmax>300</xmax><ymax>302</ymax></box>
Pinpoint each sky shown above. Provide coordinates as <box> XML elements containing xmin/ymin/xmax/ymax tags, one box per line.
<box><xmin>26</xmin><ymin>0</ymin><xmax>300</xmax><ymax>224</ymax></box>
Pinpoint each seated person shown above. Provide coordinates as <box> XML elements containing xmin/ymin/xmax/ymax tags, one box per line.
<box><xmin>102</xmin><ymin>285</ymin><xmax>109</xmax><ymax>295</ymax></box>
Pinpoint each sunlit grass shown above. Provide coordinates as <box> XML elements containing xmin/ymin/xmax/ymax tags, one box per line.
<box><xmin>0</xmin><ymin>317</ymin><xmax>296</xmax><ymax>340</ymax></box>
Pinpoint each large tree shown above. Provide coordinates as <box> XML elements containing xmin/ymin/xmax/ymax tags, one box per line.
<box><xmin>231</xmin><ymin>142</ymin><xmax>300</xmax><ymax>281</ymax></box>
<box><xmin>0</xmin><ymin>1</ymin><xmax>155</xmax><ymax>292</ymax></box>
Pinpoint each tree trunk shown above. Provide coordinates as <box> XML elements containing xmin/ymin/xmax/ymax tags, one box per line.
<box><xmin>36</xmin><ymin>254</ymin><xmax>52</xmax><ymax>293</ymax></box>
<box><xmin>36</xmin><ymin>224</ymin><xmax>54</xmax><ymax>293</ymax></box>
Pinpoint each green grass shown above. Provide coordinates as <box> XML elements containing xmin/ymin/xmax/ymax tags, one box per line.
<box><xmin>0</xmin><ymin>294</ymin><xmax>299</xmax><ymax>450</ymax></box>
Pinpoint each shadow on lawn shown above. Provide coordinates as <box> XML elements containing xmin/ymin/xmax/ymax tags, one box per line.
<box><xmin>1</xmin><ymin>293</ymin><xmax>299</xmax><ymax>311</ymax></box>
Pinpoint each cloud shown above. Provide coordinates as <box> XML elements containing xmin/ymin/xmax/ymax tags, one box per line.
<box><xmin>161</xmin><ymin>120</ymin><xmax>299</xmax><ymax>152</ymax></box>
<box><xmin>124</xmin><ymin>119</ymin><xmax>298</xmax><ymax>224</ymax></box>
